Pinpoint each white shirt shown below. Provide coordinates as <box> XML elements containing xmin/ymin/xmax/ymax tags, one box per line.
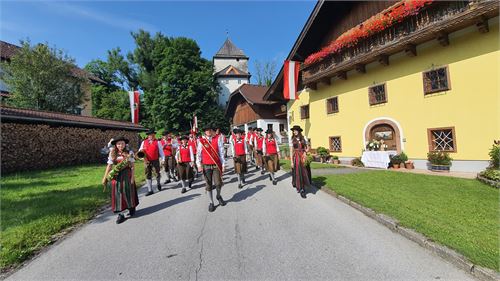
<box><xmin>262</xmin><ymin>138</ymin><xmax>281</xmax><ymax>156</ymax></box>
<box><xmin>139</xmin><ymin>139</ymin><xmax>166</xmax><ymax>161</ymax></box>
<box><xmin>196</xmin><ymin>135</ymin><xmax>225</xmax><ymax>169</ymax></box>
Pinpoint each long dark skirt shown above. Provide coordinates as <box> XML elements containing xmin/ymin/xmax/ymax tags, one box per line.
<box><xmin>177</xmin><ymin>162</ymin><xmax>194</xmax><ymax>181</ymax></box>
<box><xmin>110</xmin><ymin>168</ymin><xmax>139</xmax><ymax>213</ymax></box>
<box><xmin>292</xmin><ymin>151</ymin><xmax>309</xmax><ymax>192</ymax></box>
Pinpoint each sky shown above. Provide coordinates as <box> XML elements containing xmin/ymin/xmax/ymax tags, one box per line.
<box><xmin>0</xmin><ymin>1</ymin><xmax>316</xmax><ymax>83</ymax></box>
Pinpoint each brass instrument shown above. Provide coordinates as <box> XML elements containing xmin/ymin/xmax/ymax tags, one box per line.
<box><xmin>135</xmin><ymin>150</ymin><xmax>148</xmax><ymax>164</ymax></box>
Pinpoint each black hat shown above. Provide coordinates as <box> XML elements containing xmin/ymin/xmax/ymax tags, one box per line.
<box><xmin>290</xmin><ymin>125</ymin><xmax>303</xmax><ymax>132</ymax></box>
<box><xmin>233</xmin><ymin>128</ymin><xmax>240</xmax><ymax>134</ymax></box>
<box><xmin>162</xmin><ymin>130</ymin><xmax>169</xmax><ymax>136</ymax></box>
<box><xmin>265</xmin><ymin>129</ymin><xmax>274</xmax><ymax>135</ymax></box>
<box><xmin>180</xmin><ymin>135</ymin><xmax>189</xmax><ymax>140</ymax></box>
<box><xmin>202</xmin><ymin>124</ymin><xmax>213</xmax><ymax>131</ymax></box>
<box><xmin>111</xmin><ymin>136</ymin><xmax>129</xmax><ymax>145</ymax></box>
<box><xmin>146</xmin><ymin>128</ymin><xmax>156</xmax><ymax>135</ymax></box>
<box><xmin>248</xmin><ymin>127</ymin><xmax>253</xmax><ymax>130</ymax></box>
<box><xmin>256</xmin><ymin>128</ymin><xmax>263</xmax><ymax>132</ymax></box>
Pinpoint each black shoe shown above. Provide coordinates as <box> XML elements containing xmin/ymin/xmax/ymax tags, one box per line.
<box><xmin>269</xmin><ymin>174</ymin><xmax>272</xmax><ymax>181</ymax></box>
<box><xmin>181</xmin><ymin>188</ymin><xmax>187</xmax><ymax>194</ymax></box>
<box><xmin>217</xmin><ymin>195</ymin><xmax>226</xmax><ymax>206</ymax></box>
<box><xmin>164</xmin><ymin>179</ymin><xmax>171</xmax><ymax>184</ymax></box>
<box><xmin>208</xmin><ymin>203</ymin><xmax>215</xmax><ymax>212</ymax></box>
<box><xmin>238</xmin><ymin>183</ymin><xmax>243</xmax><ymax>189</ymax></box>
<box><xmin>157</xmin><ymin>184</ymin><xmax>162</xmax><ymax>191</ymax></box>
<box><xmin>273</xmin><ymin>180</ymin><xmax>277</xmax><ymax>185</ymax></box>
<box><xmin>261</xmin><ymin>170</ymin><xmax>265</xmax><ymax>175</ymax></box>
<box><xmin>242</xmin><ymin>178</ymin><xmax>246</xmax><ymax>184</ymax></box>
<box><xmin>300</xmin><ymin>190</ymin><xmax>307</xmax><ymax>199</ymax></box>
<box><xmin>145</xmin><ymin>191</ymin><xmax>154</xmax><ymax>196</ymax></box>
<box><xmin>116</xmin><ymin>214</ymin><xmax>125</xmax><ymax>224</ymax></box>
<box><xmin>189</xmin><ymin>181</ymin><xmax>192</xmax><ymax>189</ymax></box>
<box><xmin>128</xmin><ymin>207</ymin><xmax>136</xmax><ymax>217</ymax></box>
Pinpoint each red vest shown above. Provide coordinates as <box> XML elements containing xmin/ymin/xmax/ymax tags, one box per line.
<box><xmin>160</xmin><ymin>138</ymin><xmax>173</xmax><ymax>156</ymax></box>
<box><xmin>143</xmin><ymin>139</ymin><xmax>160</xmax><ymax>161</ymax></box>
<box><xmin>234</xmin><ymin>139</ymin><xmax>246</xmax><ymax>156</ymax></box>
<box><xmin>265</xmin><ymin>138</ymin><xmax>278</xmax><ymax>155</ymax></box>
<box><xmin>201</xmin><ymin>137</ymin><xmax>220</xmax><ymax>165</ymax></box>
<box><xmin>188</xmin><ymin>138</ymin><xmax>197</xmax><ymax>154</ymax></box>
<box><xmin>178</xmin><ymin>145</ymin><xmax>192</xmax><ymax>163</ymax></box>
<box><xmin>255</xmin><ymin>136</ymin><xmax>264</xmax><ymax>150</ymax></box>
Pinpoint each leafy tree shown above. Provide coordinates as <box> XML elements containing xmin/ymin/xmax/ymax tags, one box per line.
<box><xmin>254</xmin><ymin>60</ymin><xmax>277</xmax><ymax>86</ymax></box>
<box><xmin>1</xmin><ymin>40</ymin><xmax>86</xmax><ymax>113</ymax></box>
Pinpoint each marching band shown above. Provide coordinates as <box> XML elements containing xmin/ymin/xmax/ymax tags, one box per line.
<box><xmin>103</xmin><ymin>124</ymin><xmax>310</xmax><ymax>223</ymax></box>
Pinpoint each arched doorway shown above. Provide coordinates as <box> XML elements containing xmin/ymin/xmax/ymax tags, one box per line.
<box><xmin>364</xmin><ymin>119</ymin><xmax>402</xmax><ymax>153</ymax></box>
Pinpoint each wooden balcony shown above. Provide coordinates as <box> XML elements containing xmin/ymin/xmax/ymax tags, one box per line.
<box><xmin>302</xmin><ymin>0</ymin><xmax>499</xmax><ymax>87</ymax></box>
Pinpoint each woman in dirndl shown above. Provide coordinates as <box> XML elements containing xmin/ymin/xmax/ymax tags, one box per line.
<box><xmin>290</xmin><ymin>125</ymin><xmax>310</xmax><ymax>198</ymax></box>
<box><xmin>102</xmin><ymin>136</ymin><xmax>139</xmax><ymax>224</ymax></box>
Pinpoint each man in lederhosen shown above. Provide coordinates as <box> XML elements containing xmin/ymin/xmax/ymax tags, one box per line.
<box><xmin>231</xmin><ymin>128</ymin><xmax>248</xmax><ymax>189</ymax></box>
<box><xmin>176</xmin><ymin>135</ymin><xmax>195</xmax><ymax>194</ymax></box>
<box><xmin>253</xmin><ymin>128</ymin><xmax>265</xmax><ymax>173</ymax></box>
<box><xmin>139</xmin><ymin>129</ymin><xmax>165</xmax><ymax>196</ymax></box>
<box><xmin>263</xmin><ymin>129</ymin><xmax>281</xmax><ymax>185</ymax></box>
<box><xmin>196</xmin><ymin>125</ymin><xmax>226</xmax><ymax>212</ymax></box>
<box><xmin>160</xmin><ymin>131</ymin><xmax>178</xmax><ymax>183</ymax></box>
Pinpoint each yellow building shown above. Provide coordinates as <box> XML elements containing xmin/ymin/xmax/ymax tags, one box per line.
<box><xmin>264</xmin><ymin>1</ymin><xmax>499</xmax><ymax>172</ymax></box>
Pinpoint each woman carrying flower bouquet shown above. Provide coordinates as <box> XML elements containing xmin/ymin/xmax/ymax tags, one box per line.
<box><xmin>102</xmin><ymin>137</ymin><xmax>139</xmax><ymax>224</ymax></box>
<box><xmin>291</xmin><ymin>125</ymin><xmax>310</xmax><ymax>199</ymax></box>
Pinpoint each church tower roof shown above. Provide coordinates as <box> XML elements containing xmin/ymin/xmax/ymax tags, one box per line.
<box><xmin>214</xmin><ymin>38</ymin><xmax>248</xmax><ymax>59</ymax></box>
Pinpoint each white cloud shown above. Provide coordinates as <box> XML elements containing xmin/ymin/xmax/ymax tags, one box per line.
<box><xmin>40</xmin><ymin>2</ymin><xmax>158</xmax><ymax>32</ymax></box>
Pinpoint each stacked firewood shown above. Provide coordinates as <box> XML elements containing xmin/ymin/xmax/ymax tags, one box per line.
<box><xmin>1</xmin><ymin>122</ymin><xmax>141</xmax><ymax>174</ymax></box>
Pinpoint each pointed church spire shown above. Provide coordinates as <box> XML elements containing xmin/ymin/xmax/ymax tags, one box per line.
<box><xmin>214</xmin><ymin>38</ymin><xmax>248</xmax><ymax>59</ymax></box>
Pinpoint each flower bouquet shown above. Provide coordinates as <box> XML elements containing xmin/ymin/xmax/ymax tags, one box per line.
<box><xmin>104</xmin><ymin>158</ymin><xmax>131</xmax><ymax>191</ymax></box>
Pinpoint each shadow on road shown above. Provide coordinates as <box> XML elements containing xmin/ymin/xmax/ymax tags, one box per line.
<box><xmin>227</xmin><ymin>184</ymin><xmax>265</xmax><ymax>203</ymax></box>
<box><xmin>134</xmin><ymin>193</ymin><xmax>201</xmax><ymax>218</ymax></box>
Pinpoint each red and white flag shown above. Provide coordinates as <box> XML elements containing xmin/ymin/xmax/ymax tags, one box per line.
<box><xmin>128</xmin><ymin>91</ymin><xmax>140</xmax><ymax>124</ymax></box>
<box><xmin>283</xmin><ymin>60</ymin><xmax>300</xmax><ymax>100</ymax></box>
<box><xmin>191</xmin><ymin>115</ymin><xmax>198</xmax><ymax>135</ymax></box>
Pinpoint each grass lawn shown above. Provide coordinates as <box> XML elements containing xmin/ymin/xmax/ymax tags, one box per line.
<box><xmin>0</xmin><ymin>162</ymin><xmax>146</xmax><ymax>270</ymax></box>
<box><xmin>280</xmin><ymin>159</ymin><xmax>340</xmax><ymax>171</ymax></box>
<box><xmin>313</xmin><ymin>171</ymin><xmax>499</xmax><ymax>271</ymax></box>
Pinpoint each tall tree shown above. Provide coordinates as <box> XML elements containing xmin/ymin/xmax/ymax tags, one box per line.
<box><xmin>254</xmin><ymin>60</ymin><xmax>277</xmax><ymax>86</ymax></box>
<box><xmin>1</xmin><ymin>40</ymin><xmax>86</xmax><ymax>113</ymax></box>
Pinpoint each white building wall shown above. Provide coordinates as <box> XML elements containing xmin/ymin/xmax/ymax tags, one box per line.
<box><xmin>217</xmin><ymin>77</ymin><xmax>249</xmax><ymax>106</ymax></box>
<box><xmin>214</xmin><ymin>58</ymin><xmax>248</xmax><ymax>73</ymax></box>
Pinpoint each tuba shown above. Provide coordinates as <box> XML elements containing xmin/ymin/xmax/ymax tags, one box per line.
<box><xmin>134</xmin><ymin>150</ymin><xmax>148</xmax><ymax>164</ymax></box>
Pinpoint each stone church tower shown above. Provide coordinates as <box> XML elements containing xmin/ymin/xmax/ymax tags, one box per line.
<box><xmin>213</xmin><ymin>38</ymin><xmax>250</xmax><ymax>107</ymax></box>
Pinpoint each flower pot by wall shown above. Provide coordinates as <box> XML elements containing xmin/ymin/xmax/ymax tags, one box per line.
<box><xmin>333</xmin><ymin>160</ymin><xmax>340</xmax><ymax>165</ymax></box>
<box><xmin>392</xmin><ymin>163</ymin><xmax>400</xmax><ymax>169</ymax></box>
<box><xmin>430</xmin><ymin>164</ymin><xmax>451</xmax><ymax>172</ymax></box>
<box><xmin>405</xmin><ymin>162</ymin><xmax>415</xmax><ymax>169</ymax></box>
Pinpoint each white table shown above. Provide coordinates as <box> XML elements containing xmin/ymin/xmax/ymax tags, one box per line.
<box><xmin>361</xmin><ymin>151</ymin><xmax>391</xmax><ymax>169</ymax></box>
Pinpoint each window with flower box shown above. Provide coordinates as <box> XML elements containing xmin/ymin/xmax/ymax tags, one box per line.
<box><xmin>369</xmin><ymin>83</ymin><xmax>387</xmax><ymax>105</ymax></box>
<box><xmin>427</xmin><ymin>127</ymin><xmax>456</xmax><ymax>152</ymax></box>
<box><xmin>329</xmin><ymin>136</ymin><xmax>342</xmax><ymax>152</ymax></box>
<box><xmin>423</xmin><ymin>67</ymin><xmax>451</xmax><ymax>95</ymax></box>
<box><xmin>300</xmin><ymin>105</ymin><xmax>309</xmax><ymax>119</ymax></box>
<box><xmin>326</xmin><ymin>97</ymin><xmax>339</xmax><ymax>114</ymax></box>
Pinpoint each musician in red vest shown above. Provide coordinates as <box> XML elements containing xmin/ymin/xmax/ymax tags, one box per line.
<box><xmin>176</xmin><ymin>135</ymin><xmax>195</xmax><ymax>194</ymax></box>
<box><xmin>160</xmin><ymin>131</ymin><xmax>178</xmax><ymax>183</ymax></box>
<box><xmin>253</xmin><ymin>128</ymin><xmax>265</xmax><ymax>174</ymax></box>
<box><xmin>231</xmin><ymin>128</ymin><xmax>248</xmax><ymax>189</ymax></box>
<box><xmin>196</xmin><ymin>125</ymin><xmax>226</xmax><ymax>212</ymax></box>
<box><xmin>188</xmin><ymin>133</ymin><xmax>199</xmax><ymax>179</ymax></box>
<box><xmin>138</xmin><ymin>129</ymin><xmax>165</xmax><ymax>196</ymax></box>
<box><xmin>263</xmin><ymin>129</ymin><xmax>281</xmax><ymax>185</ymax></box>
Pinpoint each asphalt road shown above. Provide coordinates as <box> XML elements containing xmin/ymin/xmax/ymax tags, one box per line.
<box><xmin>7</xmin><ymin>161</ymin><xmax>474</xmax><ymax>280</ymax></box>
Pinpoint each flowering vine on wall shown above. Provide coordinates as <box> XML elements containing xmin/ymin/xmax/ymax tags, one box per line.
<box><xmin>304</xmin><ymin>0</ymin><xmax>434</xmax><ymax>66</ymax></box>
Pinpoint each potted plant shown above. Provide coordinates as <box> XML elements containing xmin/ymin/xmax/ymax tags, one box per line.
<box><xmin>331</xmin><ymin>155</ymin><xmax>340</xmax><ymax>165</ymax></box>
<box><xmin>316</xmin><ymin>147</ymin><xmax>330</xmax><ymax>163</ymax></box>
<box><xmin>427</xmin><ymin>151</ymin><xmax>453</xmax><ymax>172</ymax></box>
<box><xmin>390</xmin><ymin>154</ymin><xmax>402</xmax><ymax>169</ymax></box>
<box><xmin>399</xmin><ymin>152</ymin><xmax>408</xmax><ymax>169</ymax></box>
